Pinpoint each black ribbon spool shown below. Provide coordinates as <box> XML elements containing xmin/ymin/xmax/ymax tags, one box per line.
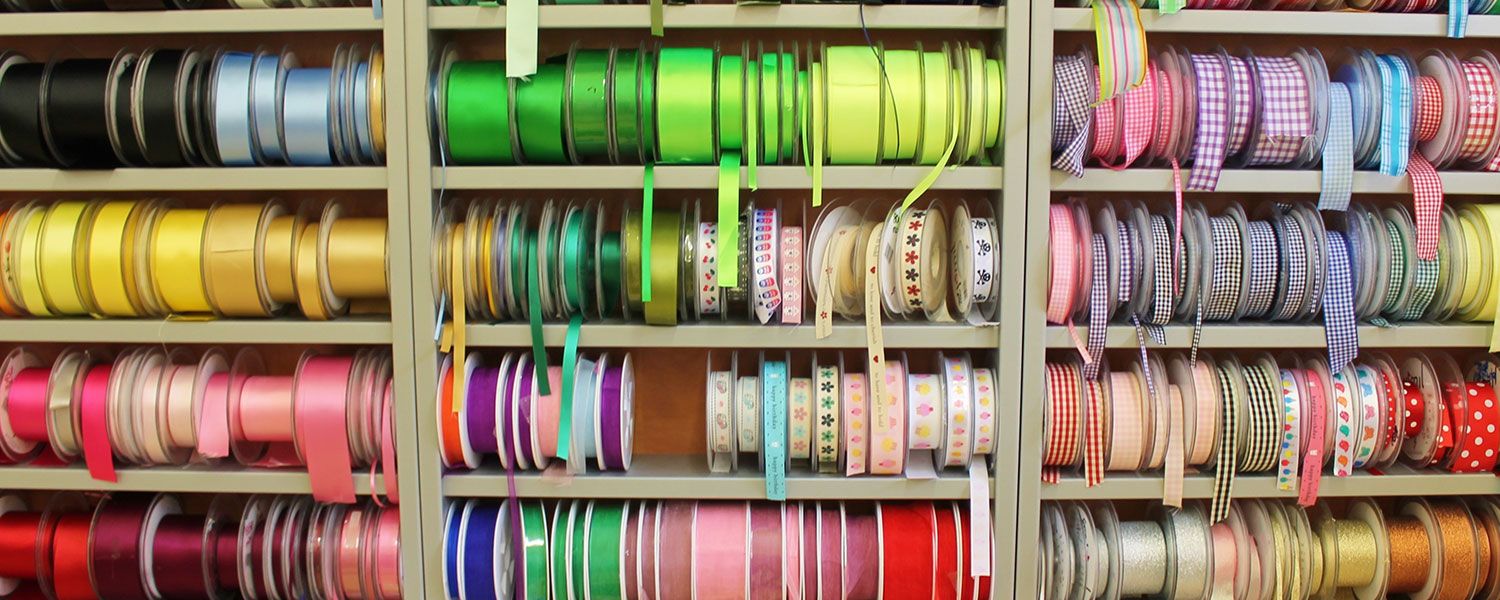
<box><xmin>0</xmin><ymin>61</ymin><xmax>56</xmax><ymax>166</ymax></box>
<box><xmin>43</xmin><ymin>58</ymin><xmax>119</xmax><ymax>168</ymax></box>
<box><xmin>138</xmin><ymin>49</ymin><xmax>189</xmax><ymax>167</ymax></box>
<box><xmin>0</xmin><ymin>0</ymin><xmax>59</xmax><ymax>10</ymax></box>
<box><xmin>109</xmin><ymin>54</ymin><xmax>147</xmax><ymax>167</ymax></box>
<box><xmin>49</xmin><ymin>0</ymin><xmax>110</xmax><ymax>9</ymax></box>
<box><xmin>183</xmin><ymin>50</ymin><xmax>217</xmax><ymax>166</ymax></box>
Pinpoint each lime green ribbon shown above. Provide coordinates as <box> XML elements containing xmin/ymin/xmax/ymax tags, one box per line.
<box><xmin>717</xmin><ymin>152</ymin><xmax>740</xmax><ymax>287</ymax></box>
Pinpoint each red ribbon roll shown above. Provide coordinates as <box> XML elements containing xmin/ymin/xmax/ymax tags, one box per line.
<box><xmin>50</xmin><ymin>514</ymin><xmax>94</xmax><ymax>600</ymax></box>
<box><xmin>0</xmin><ymin>511</ymin><xmax>42</xmax><ymax>580</ymax></box>
<box><xmin>880</xmin><ymin>502</ymin><xmax>936</xmax><ymax>600</ymax></box>
<box><xmin>89</xmin><ymin>495</ymin><xmax>155</xmax><ymax>600</ymax></box>
<box><xmin>150</xmin><ymin>514</ymin><xmax>210</xmax><ymax>600</ymax></box>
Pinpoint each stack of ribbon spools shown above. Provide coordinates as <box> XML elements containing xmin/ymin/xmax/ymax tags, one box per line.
<box><xmin>705</xmin><ymin>350</ymin><xmax>997</xmax><ymax>478</ymax></box>
<box><xmin>1048</xmin><ymin>199</ymin><xmax>1500</xmax><ymax>367</ymax></box>
<box><xmin>1052</xmin><ymin>48</ymin><xmax>1500</xmax><ymax>259</ymax></box>
<box><xmin>1040</xmin><ymin>497</ymin><xmax>1500</xmax><ymax>600</ymax></box>
<box><xmin>436</xmin><ymin>197</ymin><xmax>999</xmax><ymax>327</ymax></box>
<box><xmin>1084</xmin><ymin>0</ymin><xmax>1499</xmax><ymax>43</ymax></box>
<box><xmin>0</xmin><ymin>492</ymin><xmax>400</xmax><ymax>600</ymax></box>
<box><xmin>0</xmin><ymin>46</ymin><xmax>383</xmax><ymax>167</ymax></box>
<box><xmin>438</xmin><ymin>349</ymin><xmax>634</xmax><ymax>475</ymax></box>
<box><xmin>0</xmin><ymin>346</ymin><xmax>398</xmax><ymax>504</ymax></box>
<box><xmin>1044</xmin><ymin>350</ymin><xmax>1500</xmax><ymax>515</ymax></box>
<box><xmin>0</xmin><ymin>200</ymin><xmax>388</xmax><ymax>319</ymax></box>
<box><xmin>443</xmin><ymin>499</ymin><xmax>992</xmax><ymax>600</ymax></box>
<box><xmin>435</xmin><ymin>44</ymin><xmax>1002</xmax><ymax>202</ymax></box>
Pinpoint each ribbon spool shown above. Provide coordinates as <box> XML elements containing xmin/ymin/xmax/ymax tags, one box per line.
<box><xmin>0</xmin><ymin>200</ymin><xmax>388</xmax><ymax>320</ymax></box>
<box><xmin>0</xmin><ymin>47</ymin><xmax>381</xmax><ymax>168</ymax></box>
<box><xmin>437</xmin><ymin>349</ymin><xmax>633</xmax><ymax>474</ymax></box>
<box><xmin>444</xmin><ymin>499</ymin><xmax>991</xmax><ymax>600</ymax></box>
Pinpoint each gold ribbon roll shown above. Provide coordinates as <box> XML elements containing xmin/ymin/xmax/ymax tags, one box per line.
<box><xmin>326</xmin><ymin>217</ymin><xmax>389</xmax><ymax>300</ymax></box>
<box><xmin>296</xmin><ymin>223</ymin><xmax>331</xmax><ymax>320</ymax></box>
<box><xmin>264</xmin><ymin>214</ymin><xmax>303</xmax><ymax>306</ymax></box>
<box><xmin>204</xmin><ymin>203</ymin><xmax>281</xmax><ymax>317</ymax></box>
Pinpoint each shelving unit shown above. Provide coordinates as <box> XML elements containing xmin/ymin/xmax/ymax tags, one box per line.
<box><xmin>404</xmin><ymin>2</ymin><xmax>1027</xmax><ymax>597</ymax></box>
<box><xmin>0</xmin><ymin>7</ymin><xmax>424</xmax><ymax>600</ymax></box>
<box><xmin>1021</xmin><ymin>6</ymin><xmax>1500</xmax><ymax>598</ymax></box>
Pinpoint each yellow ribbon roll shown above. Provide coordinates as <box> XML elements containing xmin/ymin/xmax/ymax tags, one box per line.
<box><xmin>38</xmin><ymin>200</ymin><xmax>91</xmax><ymax>315</ymax></box>
<box><xmin>15</xmin><ymin>204</ymin><xmax>51</xmax><ymax>316</ymax></box>
<box><xmin>86</xmin><ymin>200</ymin><xmax>144</xmax><ymax>317</ymax></box>
<box><xmin>151</xmin><ymin>208</ymin><xmax>213</xmax><ymax>314</ymax></box>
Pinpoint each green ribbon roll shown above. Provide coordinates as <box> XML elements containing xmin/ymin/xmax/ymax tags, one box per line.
<box><xmin>569</xmin><ymin>504</ymin><xmax>588</xmax><ymax>600</ymax></box>
<box><xmin>551</xmin><ymin>502</ymin><xmax>575</xmax><ymax>600</ymax></box>
<box><xmin>825</xmin><ymin>45</ymin><xmax>883</xmax><ymax>165</ymax></box>
<box><xmin>643</xmin><ymin>207</ymin><xmax>680</xmax><ymax>325</ymax></box>
<box><xmin>585</xmin><ymin>503</ymin><xmax>625</xmax><ymax>600</ymax></box>
<box><xmin>613</xmin><ymin>49</ymin><xmax>643</xmax><ymax>163</ymax></box>
<box><xmin>718</xmin><ymin>55</ymin><xmax>744</xmax><ymax>152</ymax></box>
<box><xmin>520</xmin><ymin>502</ymin><xmax>549</xmax><ymax>600</ymax></box>
<box><xmin>655</xmin><ymin>48</ymin><xmax>717</xmax><ymax>164</ymax></box>
<box><xmin>599</xmin><ymin>231</ymin><xmax>622</xmax><ymax>316</ymax></box>
<box><xmin>562</xmin><ymin>208</ymin><xmax>593</xmax><ymax>313</ymax></box>
<box><xmin>569</xmin><ymin>50</ymin><xmax>611</xmax><ymax>161</ymax></box>
<box><xmin>515</xmin><ymin>62</ymin><xmax>568</xmax><ymax>163</ymax></box>
<box><xmin>446</xmin><ymin>61</ymin><xmax>513</xmax><ymax>164</ymax></box>
<box><xmin>760</xmin><ymin>55</ymin><xmax>781</xmax><ymax>165</ymax></box>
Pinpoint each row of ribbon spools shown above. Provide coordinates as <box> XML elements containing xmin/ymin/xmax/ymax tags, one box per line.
<box><xmin>0</xmin><ymin>200</ymin><xmax>388</xmax><ymax>320</ymax></box>
<box><xmin>0</xmin><ymin>46</ymin><xmax>383</xmax><ymax>168</ymax></box>
<box><xmin>435</xmin><ymin>197</ymin><xmax>998</xmax><ymax>328</ymax></box>
<box><xmin>0</xmin><ymin>493</ymin><xmax>400</xmax><ymax>600</ymax></box>
<box><xmin>1044</xmin><ymin>350</ymin><xmax>1500</xmax><ymax>519</ymax></box>
<box><xmin>437</xmin><ymin>349</ymin><xmax>635</xmax><ymax>475</ymax></box>
<box><xmin>1048</xmin><ymin>199</ymin><xmax>1500</xmax><ymax>369</ymax></box>
<box><xmin>1041</xmin><ymin>497</ymin><xmax>1500</xmax><ymax>600</ymax></box>
<box><xmin>705</xmin><ymin>350</ymin><xmax>998</xmax><ymax>479</ymax></box>
<box><xmin>437</xmin><ymin>43</ymin><xmax>1002</xmax><ymax>167</ymax></box>
<box><xmin>443</xmin><ymin>499</ymin><xmax>993</xmax><ymax>600</ymax></box>
<box><xmin>0</xmin><ymin>346</ymin><xmax>397</xmax><ymax>505</ymax></box>
<box><xmin>1052</xmin><ymin>48</ymin><xmax>1500</xmax><ymax>261</ymax></box>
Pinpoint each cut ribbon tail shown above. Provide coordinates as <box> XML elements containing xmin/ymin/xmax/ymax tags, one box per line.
<box><xmin>526</xmin><ymin>231</ymin><xmax>552</xmax><ymax>397</ymax></box>
<box><xmin>642</xmin><ymin>163</ymin><xmax>655</xmax><ymax>303</ymax></box>
<box><xmin>1451</xmin><ymin>0</ymin><xmax>1469</xmax><ymax>38</ymax></box>
<box><xmin>1090</xmin><ymin>0</ymin><xmax>1149</xmax><ymax>103</ymax></box>
<box><xmin>1408</xmin><ymin>152</ymin><xmax>1443</xmax><ymax>261</ymax></box>
<box><xmin>505</xmin><ymin>0</ymin><xmax>539</xmax><ymax>79</ymax></box>
<box><xmin>650</xmin><ymin>0</ymin><xmax>664</xmax><ymax>36</ymax></box>
<box><xmin>717</xmin><ymin>153</ymin><xmax>740</xmax><ymax>287</ymax></box>
<box><xmin>555</xmin><ymin>314</ymin><xmax>583</xmax><ymax>462</ymax></box>
<box><xmin>968</xmin><ymin>461</ymin><xmax>992</xmax><ymax>577</ymax></box>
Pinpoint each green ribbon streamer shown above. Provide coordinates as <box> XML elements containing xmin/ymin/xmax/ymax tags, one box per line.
<box><xmin>556</xmin><ymin>313</ymin><xmax>582</xmax><ymax>461</ymax></box>
<box><xmin>641</xmin><ymin>163</ymin><xmax>654</xmax><ymax>303</ymax></box>
<box><xmin>526</xmin><ymin>230</ymin><xmax>552</xmax><ymax>397</ymax></box>
<box><xmin>1157</xmin><ymin>0</ymin><xmax>1184</xmax><ymax>14</ymax></box>
<box><xmin>445</xmin><ymin>61</ymin><xmax>513</xmax><ymax>164</ymax></box>
<box><xmin>586</xmin><ymin>503</ymin><xmax>625</xmax><ymax>600</ymax></box>
<box><xmin>650</xmin><ymin>0</ymin><xmax>664</xmax><ymax>36</ymax></box>
<box><xmin>717</xmin><ymin>152</ymin><xmax>740</xmax><ymax>287</ymax></box>
<box><xmin>514</xmin><ymin>63</ymin><xmax>568</xmax><ymax>163</ymax></box>
<box><xmin>746</xmin><ymin>56</ymin><xmax>759</xmax><ymax>190</ymax></box>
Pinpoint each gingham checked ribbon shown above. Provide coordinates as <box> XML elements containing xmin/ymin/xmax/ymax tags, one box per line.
<box><xmin>1243</xmin><ymin>55</ymin><xmax>1313</xmax><ymax>167</ymax></box>
<box><xmin>1324</xmin><ymin>231</ymin><xmax>1360</xmax><ymax>373</ymax></box>
<box><xmin>1203</xmin><ymin>214</ymin><xmax>1243</xmax><ymax>321</ymax></box>
<box><xmin>1053</xmin><ymin>53</ymin><xmax>1097</xmax><ymax>178</ymax></box>
<box><xmin>1084</xmin><ymin>235</ymin><xmax>1110</xmax><ymax>380</ymax></box>
<box><xmin>1042</xmin><ymin>362</ymin><xmax>1082</xmax><ymax>483</ymax></box>
<box><xmin>1319</xmin><ymin>83</ymin><xmax>1355</xmax><ymax>211</ymax></box>
<box><xmin>1188</xmin><ymin>54</ymin><xmax>1231</xmax><ymax>191</ymax></box>
<box><xmin>1244</xmin><ymin>221</ymin><xmax>1279</xmax><ymax>319</ymax></box>
<box><xmin>1408</xmin><ymin>65</ymin><xmax>1444</xmax><ymax>261</ymax></box>
<box><xmin>1210</xmin><ymin>359</ymin><xmax>1238</xmax><ymax>523</ymax></box>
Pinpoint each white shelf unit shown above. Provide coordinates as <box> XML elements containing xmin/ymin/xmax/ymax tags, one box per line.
<box><xmin>0</xmin><ymin>8</ymin><xmax>424</xmax><ymax>600</ymax></box>
<box><xmin>404</xmin><ymin>3</ymin><xmax>1028</xmax><ymax>598</ymax></box>
<box><xmin>1020</xmin><ymin>6</ymin><xmax>1500</xmax><ymax>598</ymax></box>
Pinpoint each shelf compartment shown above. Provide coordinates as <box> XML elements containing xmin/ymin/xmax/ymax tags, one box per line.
<box><xmin>1040</xmin><ymin>466</ymin><xmax>1500</xmax><ymax>499</ymax></box>
<box><xmin>0</xmin><ymin>7</ymin><xmax>381</xmax><ymax>36</ymax></box>
<box><xmin>1044</xmin><ymin>323</ymin><xmax>1493</xmax><ymax>349</ymax></box>
<box><xmin>1050</xmin><ymin>168</ymin><xmax>1500</xmax><ymax>194</ymax></box>
<box><xmin>0</xmin><ymin>465</ymin><xmax>386</xmax><ymax>495</ymax></box>
<box><xmin>429</xmin><ymin>4</ymin><xmax>1005</xmax><ymax>29</ymax></box>
<box><xmin>0</xmin><ymin>167</ymin><xmax>387</xmax><ymax>192</ymax></box>
<box><xmin>442</xmin><ymin>455</ymin><xmax>984</xmax><ymax>499</ymax></box>
<box><xmin>464</xmin><ymin>323</ymin><xmax>1000</xmax><ymax>348</ymax></box>
<box><xmin>0</xmin><ymin>319</ymin><xmax>392</xmax><ymax>344</ymax></box>
<box><xmin>1052</xmin><ymin>6</ymin><xmax>1500</xmax><ymax>37</ymax></box>
<box><xmin>435</xmin><ymin>165</ymin><xmax>1003</xmax><ymax>190</ymax></box>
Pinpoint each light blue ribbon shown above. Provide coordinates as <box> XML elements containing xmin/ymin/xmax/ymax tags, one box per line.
<box><xmin>214</xmin><ymin>52</ymin><xmax>257</xmax><ymax>166</ymax></box>
<box><xmin>353</xmin><ymin>61</ymin><xmax>374</xmax><ymax>161</ymax></box>
<box><xmin>1375</xmin><ymin>55</ymin><xmax>1411</xmax><ymax>177</ymax></box>
<box><xmin>1319</xmin><ymin>83</ymin><xmax>1353</xmax><ymax>212</ymax></box>
<box><xmin>252</xmin><ymin>52</ymin><xmax>286</xmax><ymax>164</ymax></box>
<box><xmin>762</xmin><ymin>360</ymin><xmax>788</xmax><ymax>501</ymax></box>
<box><xmin>283</xmin><ymin>67</ymin><xmax>334</xmax><ymax>166</ymax></box>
